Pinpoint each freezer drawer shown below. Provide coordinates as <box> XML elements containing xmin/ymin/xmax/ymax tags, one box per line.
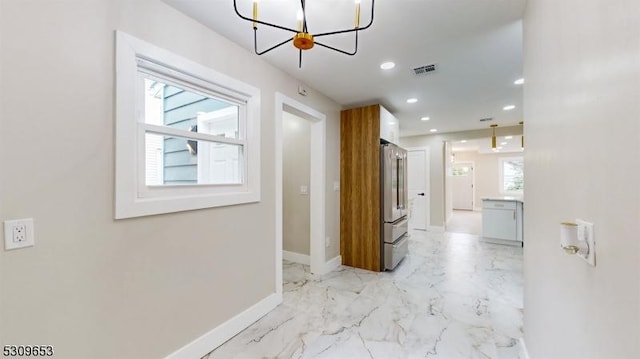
<box><xmin>384</xmin><ymin>234</ymin><xmax>409</xmax><ymax>270</ymax></box>
<box><xmin>383</xmin><ymin>217</ymin><xmax>408</xmax><ymax>244</ymax></box>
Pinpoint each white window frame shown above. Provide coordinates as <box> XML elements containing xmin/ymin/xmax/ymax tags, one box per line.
<box><xmin>115</xmin><ymin>31</ymin><xmax>261</xmax><ymax>219</ymax></box>
<box><xmin>499</xmin><ymin>156</ymin><xmax>524</xmax><ymax>195</ymax></box>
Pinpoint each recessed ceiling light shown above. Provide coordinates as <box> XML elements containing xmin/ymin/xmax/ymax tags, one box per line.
<box><xmin>380</xmin><ymin>61</ymin><xmax>395</xmax><ymax>70</ymax></box>
<box><xmin>501</xmin><ymin>142</ymin><xmax>508</xmax><ymax>145</ymax></box>
<box><xmin>421</xmin><ymin>116</ymin><xmax>430</xmax><ymax>121</ymax></box>
<box><xmin>503</xmin><ymin>105</ymin><xmax>516</xmax><ymax>111</ymax></box>
<box><xmin>389</xmin><ymin>122</ymin><xmax>396</xmax><ymax>125</ymax></box>
<box><xmin>461</xmin><ymin>140</ymin><xmax>467</xmax><ymax>143</ymax></box>
<box><xmin>514</xmin><ymin>78</ymin><xmax>525</xmax><ymax>85</ymax></box>
<box><xmin>505</xmin><ymin>136</ymin><xmax>513</xmax><ymax>139</ymax></box>
<box><xmin>407</xmin><ymin>98</ymin><xmax>418</xmax><ymax>104</ymax></box>
<box><xmin>429</xmin><ymin>128</ymin><xmax>438</xmax><ymax>133</ymax></box>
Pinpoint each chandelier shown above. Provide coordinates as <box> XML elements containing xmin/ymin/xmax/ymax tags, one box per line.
<box><xmin>233</xmin><ymin>0</ymin><xmax>375</xmax><ymax>68</ymax></box>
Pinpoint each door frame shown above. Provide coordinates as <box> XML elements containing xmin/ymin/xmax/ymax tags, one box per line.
<box><xmin>406</xmin><ymin>147</ymin><xmax>431</xmax><ymax>229</ymax></box>
<box><xmin>275</xmin><ymin>93</ymin><xmax>326</xmax><ymax>296</ymax></box>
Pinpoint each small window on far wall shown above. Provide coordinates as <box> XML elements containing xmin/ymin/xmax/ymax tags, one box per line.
<box><xmin>452</xmin><ymin>166</ymin><xmax>471</xmax><ymax>176</ymax></box>
<box><xmin>499</xmin><ymin>157</ymin><xmax>524</xmax><ymax>194</ymax></box>
<box><xmin>115</xmin><ymin>31</ymin><xmax>261</xmax><ymax>219</ymax></box>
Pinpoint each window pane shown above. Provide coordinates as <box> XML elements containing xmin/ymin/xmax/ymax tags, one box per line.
<box><xmin>144</xmin><ymin>78</ymin><xmax>240</xmax><ymax>139</ymax></box>
<box><xmin>145</xmin><ymin>133</ymin><xmax>243</xmax><ymax>186</ymax></box>
<box><xmin>452</xmin><ymin>166</ymin><xmax>470</xmax><ymax>176</ymax></box>
<box><xmin>502</xmin><ymin>159</ymin><xmax>524</xmax><ymax>192</ymax></box>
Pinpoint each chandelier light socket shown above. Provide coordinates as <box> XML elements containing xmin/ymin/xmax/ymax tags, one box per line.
<box><xmin>252</xmin><ymin>0</ymin><xmax>258</xmax><ymax>28</ymax></box>
<box><xmin>293</xmin><ymin>33</ymin><xmax>314</xmax><ymax>50</ymax></box>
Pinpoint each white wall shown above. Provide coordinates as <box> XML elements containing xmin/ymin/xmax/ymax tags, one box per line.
<box><xmin>282</xmin><ymin>112</ymin><xmax>311</xmax><ymax>256</ymax></box>
<box><xmin>523</xmin><ymin>1</ymin><xmax>640</xmax><ymax>358</ymax></box>
<box><xmin>0</xmin><ymin>0</ymin><xmax>341</xmax><ymax>357</ymax></box>
<box><xmin>401</xmin><ymin>126</ymin><xmax>523</xmax><ymax>227</ymax></box>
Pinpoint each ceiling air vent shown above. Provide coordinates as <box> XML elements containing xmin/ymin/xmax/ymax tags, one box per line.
<box><xmin>412</xmin><ymin>63</ymin><xmax>437</xmax><ymax>76</ymax></box>
<box><xmin>479</xmin><ymin>117</ymin><xmax>493</xmax><ymax>122</ymax></box>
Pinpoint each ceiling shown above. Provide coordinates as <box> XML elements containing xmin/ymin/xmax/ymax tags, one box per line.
<box><xmin>163</xmin><ymin>0</ymin><xmax>526</xmax><ymax>136</ymax></box>
<box><xmin>451</xmin><ymin>136</ymin><xmax>524</xmax><ymax>154</ymax></box>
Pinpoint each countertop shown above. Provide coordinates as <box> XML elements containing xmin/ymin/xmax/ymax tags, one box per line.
<box><xmin>482</xmin><ymin>196</ymin><xmax>524</xmax><ymax>203</ymax></box>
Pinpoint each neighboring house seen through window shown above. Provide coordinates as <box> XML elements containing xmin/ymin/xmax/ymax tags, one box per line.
<box><xmin>499</xmin><ymin>157</ymin><xmax>524</xmax><ymax>194</ymax></box>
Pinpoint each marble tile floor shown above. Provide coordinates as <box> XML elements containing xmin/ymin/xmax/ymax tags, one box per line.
<box><xmin>446</xmin><ymin>210</ymin><xmax>482</xmax><ymax>236</ymax></box>
<box><xmin>203</xmin><ymin>230</ymin><xmax>524</xmax><ymax>359</ymax></box>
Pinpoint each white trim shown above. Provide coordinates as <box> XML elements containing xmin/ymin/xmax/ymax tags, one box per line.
<box><xmin>275</xmin><ymin>93</ymin><xmax>327</xmax><ymax>278</ymax></box>
<box><xmin>115</xmin><ymin>31</ymin><xmax>261</xmax><ymax>219</ymax></box>
<box><xmin>323</xmin><ymin>255</ymin><xmax>342</xmax><ymax>274</ymax></box>
<box><xmin>519</xmin><ymin>338</ymin><xmax>530</xmax><ymax>359</ymax></box>
<box><xmin>274</xmin><ymin>98</ymin><xmax>284</xmax><ymax>300</ymax></box>
<box><xmin>473</xmin><ymin>206</ymin><xmax>482</xmax><ymax>212</ymax></box>
<box><xmin>164</xmin><ymin>293</ymin><xmax>281</xmax><ymax>359</ymax></box>
<box><xmin>321</xmin><ymin>255</ymin><xmax>342</xmax><ymax>275</ymax></box>
<box><xmin>282</xmin><ymin>250</ymin><xmax>310</xmax><ymax>265</ymax></box>
<box><xmin>428</xmin><ymin>226</ymin><xmax>445</xmax><ymax>233</ymax></box>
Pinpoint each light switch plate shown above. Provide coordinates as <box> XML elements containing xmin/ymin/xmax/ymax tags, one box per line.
<box><xmin>576</xmin><ymin>219</ymin><xmax>595</xmax><ymax>266</ymax></box>
<box><xmin>4</xmin><ymin>218</ymin><xmax>35</xmax><ymax>250</ymax></box>
<box><xmin>300</xmin><ymin>185</ymin><xmax>308</xmax><ymax>195</ymax></box>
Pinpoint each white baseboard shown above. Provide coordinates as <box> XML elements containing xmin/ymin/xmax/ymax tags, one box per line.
<box><xmin>283</xmin><ymin>250</ymin><xmax>310</xmax><ymax>265</ymax></box>
<box><xmin>164</xmin><ymin>293</ymin><xmax>281</xmax><ymax>359</ymax></box>
<box><xmin>320</xmin><ymin>255</ymin><xmax>342</xmax><ymax>275</ymax></box>
<box><xmin>427</xmin><ymin>226</ymin><xmax>445</xmax><ymax>233</ymax></box>
<box><xmin>474</xmin><ymin>206</ymin><xmax>482</xmax><ymax>212</ymax></box>
<box><xmin>519</xmin><ymin>337</ymin><xmax>530</xmax><ymax>359</ymax></box>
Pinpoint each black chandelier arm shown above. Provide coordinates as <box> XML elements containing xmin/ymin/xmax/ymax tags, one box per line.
<box><xmin>233</xmin><ymin>0</ymin><xmax>298</xmax><ymax>34</ymax></box>
<box><xmin>314</xmin><ymin>31</ymin><xmax>359</xmax><ymax>56</ymax></box>
<box><xmin>253</xmin><ymin>28</ymin><xmax>293</xmax><ymax>55</ymax></box>
<box><xmin>300</xmin><ymin>0</ymin><xmax>309</xmax><ymax>33</ymax></box>
<box><xmin>313</xmin><ymin>0</ymin><xmax>374</xmax><ymax>38</ymax></box>
<box><xmin>299</xmin><ymin>49</ymin><xmax>303</xmax><ymax>68</ymax></box>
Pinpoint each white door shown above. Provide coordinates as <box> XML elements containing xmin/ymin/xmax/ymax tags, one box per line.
<box><xmin>452</xmin><ymin>163</ymin><xmax>474</xmax><ymax>210</ymax></box>
<box><xmin>407</xmin><ymin>148</ymin><xmax>429</xmax><ymax>230</ymax></box>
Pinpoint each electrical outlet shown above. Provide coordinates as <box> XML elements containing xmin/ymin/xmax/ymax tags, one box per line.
<box><xmin>325</xmin><ymin>237</ymin><xmax>331</xmax><ymax>248</ymax></box>
<box><xmin>4</xmin><ymin>218</ymin><xmax>35</xmax><ymax>250</ymax></box>
<box><xmin>13</xmin><ymin>224</ymin><xmax>27</xmax><ymax>242</ymax></box>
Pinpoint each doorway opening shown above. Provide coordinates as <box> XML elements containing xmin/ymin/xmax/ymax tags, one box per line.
<box><xmin>445</xmin><ymin>137</ymin><xmax>525</xmax><ymax>236</ymax></box>
<box><xmin>275</xmin><ymin>93</ymin><xmax>326</xmax><ymax>299</ymax></box>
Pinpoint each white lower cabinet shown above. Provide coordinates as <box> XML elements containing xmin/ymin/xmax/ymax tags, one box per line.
<box><xmin>481</xmin><ymin>199</ymin><xmax>523</xmax><ymax>246</ymax></box>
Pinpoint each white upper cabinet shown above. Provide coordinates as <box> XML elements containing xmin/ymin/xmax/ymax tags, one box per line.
<box><xmin>379</xmin><ymin>105</ymin><xmax>399</xmax><ymax>144</ymax></box>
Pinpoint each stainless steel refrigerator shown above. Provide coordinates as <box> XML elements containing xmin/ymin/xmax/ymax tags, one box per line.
<box><xmin>380</xmin><ymin>141</ymin><xmax>409</xmax><ymax>270</ymax></box>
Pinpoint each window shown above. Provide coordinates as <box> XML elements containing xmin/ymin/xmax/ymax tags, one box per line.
<box><xmin>452</xmin><ymin>166</ymin><xmax>471</xmax><ymax>176</ymax></box>
<box><xmin>115</xmin><ymin>32</ymin><xmax>261</xmax><ymax>219</ymax></box>
<box><xmin>499</xmin><ymin>157</ymin><xmax>524</xmax><ymax>194</ymax></box>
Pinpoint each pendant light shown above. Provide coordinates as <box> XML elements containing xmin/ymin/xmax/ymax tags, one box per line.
<box><xmin>520</xmin><ymin>121</ymin><xmax>524</xmax><ymax>150</ymax></box>
<box><xmin>490</xmin><ymin>124</ymin><xmax>498</xmax><ymax>149</ymax></box>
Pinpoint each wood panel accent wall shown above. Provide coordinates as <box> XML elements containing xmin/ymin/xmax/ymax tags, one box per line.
<box><xmin>340</xmin><ymin>105</ymin><xmax>381</xmax><ymax>272</ymax></box>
